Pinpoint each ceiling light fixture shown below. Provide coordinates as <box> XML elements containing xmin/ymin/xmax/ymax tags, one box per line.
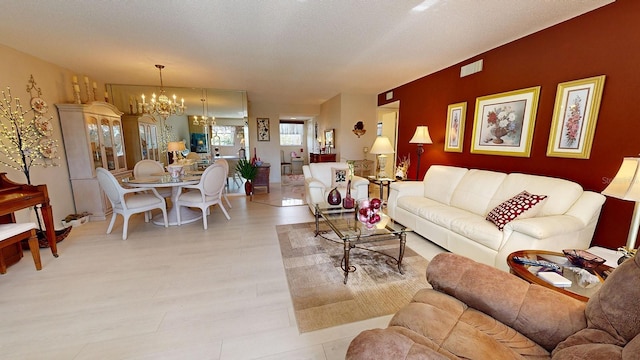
<box><xmin>411</xmin><ymin>0</ymin><xmax>439</xmax><ymax>12</ymax></box>
<box><xmin>140</xmin><ymin>64</ymin><xmax>186</xmax><ymax>120</ymax></box>
<box><xmin>193</xmin><ymin>90</ymin><xmax>216</xmax><ymax>127</ymax></box>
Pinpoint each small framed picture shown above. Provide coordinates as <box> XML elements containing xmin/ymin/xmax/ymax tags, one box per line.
<box><xmin>444</xmin><ymin>102</ymin><xmax>466</xmax><ymax>152</ymax></box>
<box><xmin>546</xmin><ymin>75</ymin><xmax>605</xmax><ymax>159</ymax></box>
<box><xmin>324</xmin><ymin>128</ymin><xmax>335</xmax><ymax>148</ymax></box>
<box><xmin>470</xmin><ymin>86</ymin><xmax>541</xmax><ymax>157</ymax></box>
<box><xmin>257</xmin><ymin>118</ymin><xmax>270</xmax><ymax>141</ymax></box>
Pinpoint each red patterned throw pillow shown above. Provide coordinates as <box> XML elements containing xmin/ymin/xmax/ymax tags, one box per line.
<box><xmin>486</xmin><ymin>191</ymin><xmax>547</xmax><ymax>230</ymax></box>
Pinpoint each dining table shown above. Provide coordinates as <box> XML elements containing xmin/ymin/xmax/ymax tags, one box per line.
<box><xmin>123</xmin><ymin>172</ymin><xmax>203</xmax><ymax>226</ymax></box>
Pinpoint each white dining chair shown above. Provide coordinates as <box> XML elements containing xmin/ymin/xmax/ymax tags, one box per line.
<box><xmin>96</xmin><ymin>167</ymin><xmax>168</xmax><ymax>240</ymax></box>
<box><xmin>133</xmin><ymin>160</ymin><xmax>172</xmax><ymax>199</ymax></box>
<box><xmin>214</xmin><ymin>158</ymin><xmax>233</xmax><ymax>208</ymax></box>
<box><xmin>175</xmin><ymin>162</ymin><xmax>230</xmax><ymax>229</ymax></box>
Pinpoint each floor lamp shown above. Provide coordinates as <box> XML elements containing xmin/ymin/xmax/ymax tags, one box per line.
<box><xmin>409</xmin><ymin>126</ymin><xmax>432</xmax><ymax>180</ymax></box>
<box><xmin>370</xmin><ymin>136</ymin><xmax>395</xmax><ymax>179</ymax></box>
<box><xmin>601</xmin><ymin>157</ymin><xmax>640</xmax><ymax>262</ymax></box>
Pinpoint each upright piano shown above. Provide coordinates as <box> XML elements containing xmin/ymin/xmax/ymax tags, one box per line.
<box><xmin>0</xmin><ymin>173</ymin><xmax>58</xmax><ymax>267</ymax></box>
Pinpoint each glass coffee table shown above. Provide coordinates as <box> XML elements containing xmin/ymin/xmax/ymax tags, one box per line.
<box><xmin>314</xmin><ymin>203</ymin><xmax>412</xmax><ymax>284</ymax></box>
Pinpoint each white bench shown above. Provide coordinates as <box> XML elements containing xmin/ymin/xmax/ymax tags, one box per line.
<box><xmin>0</xmin><ymin>223</ymin><xmax>41</xmax><ymax>274</ymax></box>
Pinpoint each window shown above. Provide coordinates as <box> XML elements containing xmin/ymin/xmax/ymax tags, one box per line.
<box><xmin>211</xmin><ymin>126</ymin><xmax>236</xmax><ymax>146</ymax></box>
<box><xmin>280</xmin><ymin>121</ymin><xmax>304</xmax><ymax>146</ymax></box>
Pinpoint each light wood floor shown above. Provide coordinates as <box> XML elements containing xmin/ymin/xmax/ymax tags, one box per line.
<box><xmin>0</xmin><ymin>183</ymin><xmax>444</xmax><ymax>360</ymax></box>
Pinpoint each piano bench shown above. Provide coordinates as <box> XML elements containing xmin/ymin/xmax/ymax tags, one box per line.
<box><xmin>0</xmin><ymin>223</ymin><xmax>41</xmax><ymax>274</ymax></box>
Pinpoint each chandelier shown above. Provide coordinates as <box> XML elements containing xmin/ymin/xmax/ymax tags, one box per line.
<box><xmin>140</xmin><ymin>64</ymin><xmax>186</xmax><ymax>119</ymax></box>
<box><xmin>192</xmin><ymin>91</ymin><xmax>216</xmax><ymax>127</ymax></box>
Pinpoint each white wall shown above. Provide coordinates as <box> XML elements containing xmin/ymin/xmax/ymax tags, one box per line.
<box><xmin>0</xmin><ymin>44</ymin><xmax>91</xmax><ymax>227</ymax></box>
<box><xmin>249</xmin><ymin>101</ymin><xmax>320</xmax><ymax>183</ymax></box>
<box><xmin>318</xmin><ymin>93</ymin><xmax>378</xmax><ymax>163</ymax></box>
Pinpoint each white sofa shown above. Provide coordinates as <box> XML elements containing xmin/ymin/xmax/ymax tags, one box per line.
<box><xmin>387</xmin><ymin>165</ymin><xmax>606</xmax><ymax>271</ymax></box>
<box><xmin>303</xmin><ymin>162</ymin><xmax>369</xmax><ymax>213</ymax></box>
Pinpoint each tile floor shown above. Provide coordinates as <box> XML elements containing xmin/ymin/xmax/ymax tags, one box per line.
<box><xmin>0</xmin><ymin>183</ymin><xmax>445</xmax><ymax>360</ymax></box>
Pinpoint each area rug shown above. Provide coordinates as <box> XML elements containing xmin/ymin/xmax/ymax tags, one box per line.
<box><xmin>276</xmin><ymin>222</ymin><xmax>429</xmax><ymax>333</ymax></box>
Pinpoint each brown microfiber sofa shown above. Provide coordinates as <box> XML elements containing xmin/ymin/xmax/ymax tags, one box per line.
<box><xmin>346</xmin><ymin>253</ymin><xmax>640</xmax><ymax>359</ymax></box>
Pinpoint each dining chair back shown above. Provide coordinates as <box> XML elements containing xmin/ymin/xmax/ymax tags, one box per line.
<box><xmin>175</xmin><ymin>162</ymin><xmax>230</xmax><ymax>229</ymax></box>
<box><xmin>281</xmin><ymin>150</ymin><xmax>291</xmax><ymax>175</ymax></box>
<box><xmin>214</xmin><ymin>158</ymin><xmax>233</xmax><ymax>208</ymax></box>
<box><xmin>133</xmin><ymin>160</ymin><xmax>172</xmax><ymax>198</ymax></box>
<box><xmin>96</xmin><ymin>167</ymin><xmax>168</xmax><ymax>240</ymax></box>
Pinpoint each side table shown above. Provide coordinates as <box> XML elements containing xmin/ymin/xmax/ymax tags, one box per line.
<box><xmin>367</xmin><ymin>176</ymin><xmax>395</xmax><ymax>201</ymax></box>
<box><xmin>254</xmin><ymin>163</ymin><xmax>271</xmax><ymax>193</ymax></box>
<box><xmin>507</xmin><ymin>250</ymin><xmax>614</xmax><ymax>302</ymax></box>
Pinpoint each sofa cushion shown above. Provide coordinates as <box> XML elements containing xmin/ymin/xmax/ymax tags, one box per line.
<box><xmin>490</xmin><ymin>173</ymin><xmax>583</xmax><ymax>216</ymax></box>
<box><xmin>450</xmin><ymin>169</ymin><xmax>507</xmax><ymax>216</ymax></box>
<box><xmin>331</xmin><ymin>167</ymin><xmax>348</xmax><ymax>188</ymax></box>
<box><xmin>308</xmin><ymin>162</ymin><xmax>349</xmax><ymax>187</ymax></box>
<box><xmin>486</xmin><ymin>191</ymin><xmax>548</xmax><ymax>230</ymax></box>
<box><xmin>423</xmin><ymin>165</ymin><xmax>468</xmax><ymax>205</ymax></box>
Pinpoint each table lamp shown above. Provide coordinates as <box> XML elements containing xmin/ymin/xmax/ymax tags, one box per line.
<box><xmin>370</xmin><ymin>136</ymin><xmax>395</xmax><ymax>178</ymax></box>
<box><xmin>601</xmin><ymin>157</ymin><xmax>640</xmax><ymax>261</ymax></box>
<box><xmin>409</xmin><ymin>126</ymin><xmax>433</xmax><ymax>180</ymax></box>
<box><xmin>167</xmin><ymin>141</ymin><xmax>186</xmax><ymax>164</ymax></box>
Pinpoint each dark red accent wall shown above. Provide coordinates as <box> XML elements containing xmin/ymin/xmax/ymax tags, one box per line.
<box><xmin>379</xmin><ymin>1</ymin><xmax>640</xmax><ymax>250</ymax></box>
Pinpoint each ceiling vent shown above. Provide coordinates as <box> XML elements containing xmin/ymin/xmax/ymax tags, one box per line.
<box><xmin>460</xmin><ymin>59</ymin><xmax>483</xmax><ymax>77</ymax></box>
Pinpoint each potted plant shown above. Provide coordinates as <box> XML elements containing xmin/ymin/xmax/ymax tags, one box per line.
<box><xmin>236</xmin><ymin>158</ymin><xmax>257</xmax><ymax>195</ymax></box>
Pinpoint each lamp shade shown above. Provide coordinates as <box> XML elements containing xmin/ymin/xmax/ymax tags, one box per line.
<box><xmin>409</xmin><ymin>126</ymin><xmax>433</xmax><ymax>144</ymax></box>
<box><xmin>167</xmin><ymin>141</ymin><xmax>186</xmax><ymax>152</ymax></box>
<box><xmin>602</xmin><ymin>157</ymin><xmax>640</xmax><ymax>201</ymax></box>
<box><xmin>369</xmin><ymin>136</ymin><xmax>395</xmax><ymax>154</ymax></box>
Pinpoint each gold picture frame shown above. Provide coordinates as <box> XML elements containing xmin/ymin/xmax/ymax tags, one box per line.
<box><xmin>470</xmin><ymin>86</ymin><xmax>541</xmax><ymax>157</ymax></box>
<box><xmin>546</xmin><ymin>75</ymin><xmax>605</xmax><ymax>159</ymax></box>
<box><xmin>444</xmin><ymin>102</ymin><xmax>466</xmax><ymax>152</ymax></box>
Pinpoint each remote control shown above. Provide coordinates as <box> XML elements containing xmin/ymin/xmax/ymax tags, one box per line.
<box><xmin>512</xmin><ymin>256</ymin><xmax>561</xmax><ymax>271</ymax></box>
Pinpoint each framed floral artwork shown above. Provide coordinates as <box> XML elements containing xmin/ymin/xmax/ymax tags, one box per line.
<box><xmin>546</xmin><ymin>75</ymin><xmax>605</xmax><ymax>159</ymax></box>
<box><xmin>257</xmin><ymin>117</ymin><xmax>270</xmax><ymax>141</ymax></box>
<box><xmin>444</xmin><ymin>102</ymin><xmax>466</xmax><ymax>152</ymax></box>
<box><xmin>470</xmin><ymin>86</ymin><xmax>541</xmax><ymax>157</ymax></box>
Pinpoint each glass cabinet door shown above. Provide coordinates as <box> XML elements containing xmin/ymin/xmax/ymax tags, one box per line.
<box><xmin>139</xmin><ymin>124</ymin><xmax>148</xmax><ymax>160</ymax></box>
<box><xmin>149</xmin><ymin>124</ymin><xmax>159</xmax><ymax>161</ymax></box>
<box><xmin>86</xmin><ymin>117</ymin><xmax>102</xmax><ymax>171</ymax></box>
<box><xmin>112</xmin><ymin>120</ymin><xmax>126</xmax><ymax>170</ymax></box>
<box><xmin>101</xmin><ymin>119</ymin><xmax>115</xmax><ymax>170</ymax></box>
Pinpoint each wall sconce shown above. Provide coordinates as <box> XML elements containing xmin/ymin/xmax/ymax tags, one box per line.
<box><xmin>352</xmin><ymin>121</ymin><xmax>366</xmax><ymax>138</ymax></box>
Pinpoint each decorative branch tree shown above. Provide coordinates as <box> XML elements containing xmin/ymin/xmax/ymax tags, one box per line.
<box><xmin>0</xmin><ymin>75</ymin><xmax>59</xmax><ymax>184</ymax></box>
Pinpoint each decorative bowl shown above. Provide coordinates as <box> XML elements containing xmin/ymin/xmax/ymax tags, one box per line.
<box><xmin>562</xmin><ymin>249</ymin><xmax>606</xmax><ymax>269</ymax></box>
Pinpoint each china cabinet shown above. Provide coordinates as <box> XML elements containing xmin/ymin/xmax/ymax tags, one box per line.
<box><xmin>122</xmin><ymin>114</ymin><xmax>164</xmax><ymax>167</ymax></box>
<box><xmin>56</xmin><ymin>101</ymin><xmax>131</xmax><ymax>220</ymax></box>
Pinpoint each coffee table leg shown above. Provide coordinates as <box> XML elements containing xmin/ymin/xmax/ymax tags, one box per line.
<box><xmin>343</xmin><ymin>239</ymin><xmax>351</xmax><ymax>284</ymax></box>
<box><xmin>397</xmin><ymin>232</ymin><xmax>406</xmax><ymax>274</ymax></box>
<box><xmin>315</xmin><ymin>208</ymin><xmax>320</xmax><ymax>236</ymax></box>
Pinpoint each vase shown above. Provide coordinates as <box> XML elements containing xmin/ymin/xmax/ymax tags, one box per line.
<box><xmin>244</xmin><ymin>180</ymin><xmax>253</xmax><ymax>196</ymax></box>
<box><xmin>492</xmin><ymin>126</ymin><xmax>508</xmax><ymax>144</ymax></box>
<box><xmin>327</xmin><ymin>187</ymin><xmax>341</xmax><ymax>205</ymax></box>
<box><xmin>342</xmin><ymin>180</ymin><xmax>354</xmax><ymax>209</ymax></box>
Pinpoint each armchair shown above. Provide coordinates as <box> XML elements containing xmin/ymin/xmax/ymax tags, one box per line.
<box><xmin>347</xmin><ymin>252</ymin><xmax>640</xmax><ymax>360</ymax></box>
<box><xmin>302</xmin><ymin>162</ymin><xmax>369</xmax><ymax>213</ymax></box>
<box><xmin>96</xmin><ymin>167</ymin><xmax>168</xmax><ymax>240</ymax></box>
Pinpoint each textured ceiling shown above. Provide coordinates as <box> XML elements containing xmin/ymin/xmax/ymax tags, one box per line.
<box><xmin>0</xmin><ymin>0</ymin><xmax>613</xmax><ymax>105</ymax></box>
